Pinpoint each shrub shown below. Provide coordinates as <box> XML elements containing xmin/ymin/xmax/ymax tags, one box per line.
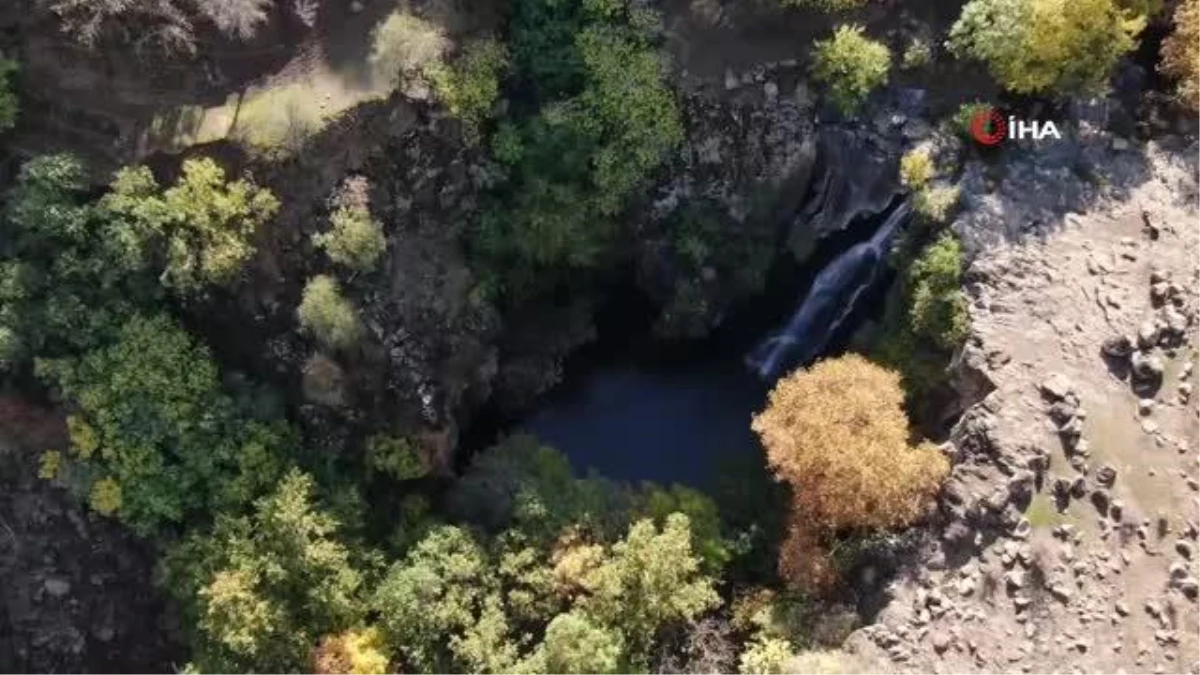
<box><xmin>946</xmin><ymin>100</ymin><xmax>989</xmax><ymax>139</ymax></box>
<box><xmin>1160</xmin><ymin>0</ymin><xmax>1199</xmax><ymax>112</ymax></box>
<box><xmin>314</xmin><ymin>206</ymin><xmax>386</xmax><ymax>271</ymax></box>
<box><xmin>948</xmin><ymin>0</ymin><xmax>1142</xmax><ymax>95</ymax></box>
<box><xmin>738</xmin><ymin>637</ymin><xmax>794</xmax><ymax>675</ymax></box>
<box><xmin>913</xmin><ymin>184</ymin><xmax>961</xmax><ymax>224</ymax></box>
<box><xmin>89</xmin><ymin>477</ymin><xmax>122</xmax><ymax>515</ymax></box>
<box><xmin>907</xmin><ymin>232</ymin><xmax>970</xmax><ymax>350</ymax></box>
<box><xmin>0</xmin><ymin>58</ymin><xmax>17</xmax><ymax>132</ymax></box>
<box><xmin>899</xmin><ymin>148</ymin><xmax>934</xmax><ymax>189</ymax></box>
<box><xmin>901</xmin><ymin>38</ymin><xmax>933</xmax><ymax>69</ymax></box>
<box><xmin>302</xmin><ymin>352</ymin><xmax>347</xmax><ymax>406</ymax></box>
<box><xmin>365</xmin><ymin>434</ymin><xmax>426</xmax><ymax>481</ymax></box>
<box><xmin>38</xmin><ymin>450</ymin><xmax>62</xmax><ymax>480</ymax></box>
<box><xmin>810</xmin><ymin>26</ymin><xmax>891</xmax><ymax>114</ymax></box>
<box><xmin>298</xmin><ymin>275</ymin><xmax>361</xmax><ymax>350</ymax></box>
<box><xmin>428</xmin><ymin>39</ymin><xmax>509</xmax><ymax>142</ymax></box>
<box><xmin>369</xmin><ymin>11</ymin><xmax>449</xmax><ymax>88</ymax></box>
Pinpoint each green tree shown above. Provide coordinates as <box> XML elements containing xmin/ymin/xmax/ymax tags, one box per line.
<box><xmin>365</xmin><ymin>434</ymin><xmax>426</xmax><ymax>481</ymax></box>
<box><xmin>810</xmin><ymin>26</ymin><xmax>891</xmax><ymax>114</ymax></box>
<box><xmin>373</xmin><ymin>525</ymin><xmax>502</xmax><ymax>672</ymax></box>
<box><xmin>948</xmin><ymin>0</ymin><xmax>1142</xmax><ymax>94</ymax></box>
<box><xmin>576</xmin><ymin>514</ymin><xmax>721</xmax><ymax>661</ymax></box>
<box><xmin>163</xmin><ymin>470</ymin><xmax>363</xmax><ymax>672</ymax></box>
<box><xmin>0</xmin><ymin>154</ymin><xmax>159</xmax><ymax>366</ymax></box>
<box><xmin>534</xmin><ymin>611</ymin><xmax>625</xmax><ymax>674</ymax></box>
<box><xmin>0</xmin><ymin>58</ymin><xmax>17</xmax><ymax>132</ymax></box>
<box><xmin>105</xmin><ymin>158</ymin><xmax>279</xmax><ymax>294</ymax></box>
<box><xmin>474</xmin><ymin>0</ymin><xmax>683</xmax><ymax>298</ymax></box>
<box><xmin>36</xmin><ymin>314</ymin><xmax>288</xmax><ymax>534</ymax></box>
<box><xmin>429</xmin><ymin>38</ymin><xmax>510</xmax><ymax>142</ymax></box>
<box><xmin>298</xmin><ymin>275</ymin><xmax>362</xmax><ymax>350</ymax></box>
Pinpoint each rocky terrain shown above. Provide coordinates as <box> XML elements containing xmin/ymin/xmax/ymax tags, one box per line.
<box><xmin>845</xmin><ymin>138</ymin><xmax>1200</xmax><ymax>672</ymax></box>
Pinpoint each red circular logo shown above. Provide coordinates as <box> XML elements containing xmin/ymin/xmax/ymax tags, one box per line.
<box><xmin>969</xmin><ymin>107</ymin><xmax>1006</xmax><ymax>146</ymax></box>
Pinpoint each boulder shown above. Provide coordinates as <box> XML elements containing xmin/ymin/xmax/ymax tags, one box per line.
<box><xmin>1040</xmin><ymin>373</ymin><xmax>1074</xmax><ymax>401</ymax></box>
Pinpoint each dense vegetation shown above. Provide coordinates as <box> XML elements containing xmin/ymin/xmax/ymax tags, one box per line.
<box><xmin>0</xmin><ymin>0</ymin><xmax>1193</xmax><ymax>670</ymax></box>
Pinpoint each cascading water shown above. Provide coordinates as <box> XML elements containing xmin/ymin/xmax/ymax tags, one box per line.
<box><xmin>746</xmin><ymin>199</ymin><xmax>911</xmax><ymax>382</ymax></box>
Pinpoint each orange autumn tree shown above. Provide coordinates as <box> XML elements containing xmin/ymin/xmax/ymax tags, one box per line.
<box><xmin>751</xmin><ymin>354</ymin><xmax>949</xmax><ymax>589</ymax></box>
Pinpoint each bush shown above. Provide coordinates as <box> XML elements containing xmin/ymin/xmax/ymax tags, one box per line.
<box><xmin>907</xmin><ymin>232</ymin><xmax>970</xmax><ymax>350</ymax></box>
<box><xmin>913</xmin><ymin>184</ymin><xmax>961</xmax><ymax>224</ymax></box>
<box><xmin>314</xmin><ymin>206</ymin><xmax>386</xmax><ymax>271</ymax></box>
<box><xmin>89</xmin><ymin>477</ymin><xmax>122</xmax><ymax>515</ymax></box>
<box><xmin>738</xmin><ymin>637</ymin><xmax>794</xmax><ymax>675</ymax></box>
<box><xmin>365</xmin><ymin>434</ymin><xmax>426</xmax><ymax>481</ymax></box>
<box><xmin>948</xmin><ymin>0</ymin><xmax>1142</xmax><ymax>95</ymax></box>
<box><xmin>810</xmin><ymin>26</ymin><xmax>891</xmax><ymax>114</ymax></box>
<box><xmin>901</xmin><ymin>38</ymin><xmax>933</xmax><ymax>69</ymax></box>
<box><xmin>0</xmin><ymin>58</ymin><xmax>17</xmax><ymax>132</ymax></box>
<box><xmin>298</xmin><ymin>275</ymin><xmax>361</xmax><ymax>350</ymax></box>
<box><xmin>1160</xmin><ymin>0</ymin><xmax>1198</xmax><ymax>112</ymax></box>
<box><xmin>428</xmin><ymin>39</ymin><xmax>509</xmax><ymax>142</ymax></box>
<box><xmin>899</xmin><ymin>148</ymin><xmax>934</xmax><ymax>189</ymax></box>
<box><xmin>369</xmin><ymin>11</ymin><xmax>449</xmax><ymax>88</ymax></box>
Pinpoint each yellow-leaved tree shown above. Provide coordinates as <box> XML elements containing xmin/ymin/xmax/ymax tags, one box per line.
<box><xmin>751</xmin><ymin>354</ymin><xmax>948</xmax><ymax>590</ymax></box>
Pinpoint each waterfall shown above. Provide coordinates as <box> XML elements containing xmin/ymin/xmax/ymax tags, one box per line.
<box><xmin>746</xmin><ymin>200</ymin><xmax>911</xmax><ymax>382</ymax></box>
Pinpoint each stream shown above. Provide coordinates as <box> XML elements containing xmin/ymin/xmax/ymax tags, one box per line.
<box><xmin>518</xmin><ymin>198</ymin><xmax>912</xmax><ymax>490</ymax></box>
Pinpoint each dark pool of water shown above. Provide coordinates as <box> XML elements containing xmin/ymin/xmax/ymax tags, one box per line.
<box><xmin>520</xmin><ymin>358</ymin><xmax>767</xmax><ymax>488</ymax></box>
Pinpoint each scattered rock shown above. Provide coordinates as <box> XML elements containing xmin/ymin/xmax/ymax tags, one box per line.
<box><xmin>1096</xmin><ymin>465</ymin><xmax>1117</xmax><ymax>487</ymax></box>
<box><xmin>1137</xmin><ymin>320</ymin><xmax>1161</xmax><ymax>349</ymax></box>
<box><xmin>1040</xmin><ymin>373</ymin><xmax>1075</xmax><ymax>401</ymax></box>
<box><xmin>42</xmin><ymin>577</ymin><xmax>70</xmax><ymax>598</ymax></box>
<box><xmin>1176</xmin><ymin>540</ymin><xmax>1194</xmax><ymax>559</ymax></box>
<box><xmin>1138</xmin><ymin>398</ymin><xmax>1156</xmax><ymax>416</ymax></box>
<box><xmin>1101</xmin><ymin>335</ymin><xmax>1134</xmax><ymax>359</ymax></box>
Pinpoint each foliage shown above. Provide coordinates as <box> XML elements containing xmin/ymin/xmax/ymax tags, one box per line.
<box><xmin>164</xmin><ymin>470</ymin><xmax>363</xmax><ymax>673</ymax></box>
<box><xmin>1160</xmin><ymin>0</ymin><xmax>1199</xmax><ymax>112</ymax></box>
<box><xmin>365</xmin><ymin>435</ymin><xmax>426</xmax><ymax>481</ymax></box>
<box><xmin>913</xmin><ymin>184</ymin><xmax>961</xmax><ymax>224</ymax></box>
<box><xmin>752</xmin><ymin>355</ymin><xmax>948</xmax><ymax>590</ymax></box>
<box><xmin>899</xmin><ymin>148</ymin><xmax>934</xmax><ymax>189</ymax></box>
<box><xmin>474</xmin><ymin>0</ymin><xmax>683</xmax><ymax>298</ymax></box>
<box><xmin>0</xmin><ymin>58</ymin><xmax>17</xmax><ymax>132</ymax></box>
<box><xmin>429</xmin><ymin>39</ymin><xmax>510</xmax><ymax>142</ymax></box>
<box><xmin>312</xmin><ymin>629</ymin><xmax>390</xmax><ymax>675</ymax></box>
<box><xmin>373</xmin><ymin>525</ymin><xmax>499</xmax><ymax>673</ymax></box>
<box><xmin>739</xmin><ymin>636</ymin><xmax>794</xmax><ymax>674</ymax></box>
<box><xmin>89</xmin><ymin>476</ymin><xmax>123</xmax><ymax>515</ymax></box>
<box><xmin>634</xmin><ymin>482</ymin><xmax>731</xmax><ymax>574</ymax></box>
<box><xmin>752</xmin><ymin>354</ymin><xmax>948</xmax><ymax>533</ymax></box>
<box><xmin>370</xmin><ymin>11</ymin><xmax>449</xmax><ymax>88</ymax></box>
<box><xmin>315</xmin><ymin>206</ymin><xmax>386</xmax><ymax>272</ymax></box>
<box><xmin>948</xmin><ymin>0</ymin><xmax>1142</xmax><ymax>95</ymax></box>
<box><xmin>298</xmin><ymin>275</ymin><xmax>362</xmax><ymax>350</ymax></box>
<box><xmin>946</xmin><ymin>100</ymin><xmax>989</xmax><ymax>139</ymax></box>
<box><xmin>38</xmin><ymin>450</ymin><xmax>62</xmax><ymax>480</ymax></box>
<box><xmin>810</xmin><ymin>26</ymin><xmax>890</xmax><ymax>114</ymax></box>
<box><xmin>533</xmin><ymin>611</ymin><xmax>625</xmax><ymax>673</ymax></box>
<box><xmin>0</xmin><ymin>155</ymin><xmax>159</xmax><ymax>366</ymax></box>
<box><xmin>447</xmin><ymin>434</ymin><xmax>630</xmax><ymax>540</ymax></box>
<box><xmin>907</xmin><ymin>232</ymin><xmax>970</xmax><ymax>350</ymax></box>
<box><xmin>901</xmin><ymin>38</ymin><xmax>933</xmax><ymax>69</ymax></box>
<box><xmin>574</xmin><ymin>514</ymin><xmax>721</xmax><ymax>661</ymax></box>
<box><xmin>105</xmin><ymin>158</ymin><xmax>279</xmax><ymax>294</ymax></box>
<box><xmin>36</xmin><ymin>314</ymin><xmax>288</xmax><ymax>534</ymax></box>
